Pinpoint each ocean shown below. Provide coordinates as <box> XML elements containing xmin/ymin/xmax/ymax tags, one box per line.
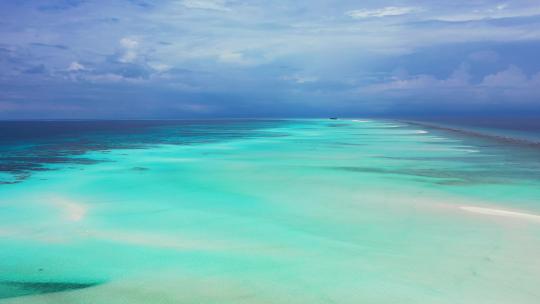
<box><xmin>0</xmin><ymin>119</ymin><xmax>539</xmax><ymax>303</ymax></box>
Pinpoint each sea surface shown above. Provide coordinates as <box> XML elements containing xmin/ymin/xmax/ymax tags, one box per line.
<box><xmin>0</xmin><ymin>119</ymin><xmax>539</xmax><ymax>303</ymax></box>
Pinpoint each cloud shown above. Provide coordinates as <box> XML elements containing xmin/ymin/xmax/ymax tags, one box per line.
<box><xmin>281</xmin><ymin>74</ymin><xmax>318</xmax><ymax>84</ymax></box>
<box><xmin>360</xmin><ymin>63</ymin><xmax>540</xmax><ymax>108</ymax></box>
<box><xmin>364</xmin><ymin>64</ymin><xmax>471</xmax><ymax>92</ymax></box>
<box><xmin>148</xmin><ymin>62</ymin><xmax>172</xmax><ymax>72</ymax></box>
<box><xmin>218</xmin><ymin>51</ymin><xmax>243</xmax><ymax>63</ymax></box>
<box><xmin>68</xmin><ymin>61</ymin><xmax>85</xmax><ymax>72</ymax></box>
<box><xmin>481</xmin><ymin>65</ymin><xmax>529</xmax><ymax>87</ymax></box>
<box><xmin>1</xmin><ymin>1</ymin><xmax>540</xmax><ymax>117</ymax></box>
<box><xmin>216</xmin><ymin>50</ymin><xmax>259</xmax><ymax>65</ymax></box>
<box><xmin>120</xmin><ymin>37</ymin><xmax>139</xmax><ymax>49</ymax></box>
<box><xmin>496</xmin><ymin>4</ymin><xmax>509</xmax><ymax>11</ymax></box>
<box><xmin>84</xmin><ymin>73</ymin><xmax>145</xmax><ymax>83</ymax></box>
<box><xmin>432</xmin><ymin>3</ymin><xmax>540</xmax><ymax>22</ymax></box>
<box><xmin>346</xmin><ymin>7</ymin><xmax>417</xmax><ymax>19</ymax></box>
<box><xmin>120</xmin><ymin>51</ymin><xmax>137</xmax><ymax>63</ymax></box>
<box><xmin>119</xmin><ymin>37</ymin><xmax>139</xmax><ymax>63</ymax></box>
<box><xmin>181</xmin><ymin>0</ymin><xmax>231</xmax><ymax>12</ymax></box>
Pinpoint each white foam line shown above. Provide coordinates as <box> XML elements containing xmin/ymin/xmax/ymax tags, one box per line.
<box><xmin>460</xmin><ymin>206</ymin><xmax>540</xmax><ymax>222</ymax></box>
<box><xmin>352</xmin><ymin>119</ymin><xmax>371</xmax><ymax>123</ymax></box>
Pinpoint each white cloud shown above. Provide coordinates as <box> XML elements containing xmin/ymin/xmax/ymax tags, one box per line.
<box><xmin>365</xmin><ymin>74</ymin><xmax>437</xmax><ymax>91</ymax></box>
<box><xmin>496</xmin><ymin>4</ymin><xmax>509</xmax><ymax>11</ymax></box>
<box><xmin>346</xmin><ymin>6</ymin><xmax>417</xmax><ymax>19</ymax></box>
<box><xmin>67</xmin><ymin>61</ymin><xmax>85</xmax><ymax>72</ymax></box>
<box><xmin>219</xmin><ymin>51</ymin><xmax>242</xmax><ymax>62</ymax></box>
<box><xmin>481</xmin><ymin>65</ymin><xmax>528</xmax><ymax>87</ymax></box>
<box><xmin>365</xmin><ymin>65</ymin><xmax>471</xmax><ymax>92</ymax></box>
<box><xmin>119</xmin><ymin>37</ymin><xmax>139</xmax><ymax>63</ymax></box>
<box><xmin>181</xmin><ymin>0</ymin><xmax>231</xmax><ymax>12</ymax></box>
<box><xmin>120</xmin><ymin>51</ymin><xmax>137</xmax><ymax>63</ymax></box>
<box><xmin>85</xmin><ymin>73</ymin><xmax>145</xmax><ymax>83</ymax></box>
<box><xmin>148</xmin><ymin>62</ymin><xmax>172</xmax><ymax>72</ymax></box>
<box><xmin>217</xmin><ymin>50</ymin><xmax>256</xmax><ymax>65</ymax></box>
<box><xmin>362</xmin><ymin>64</ymin><xmax>540</xmax><ymax>103</ymax></box>
<box><xmin>120</xmin><ymin>37</ymin><xmax>139</xmax><ymax>49</ymax></box>
<box><xmin>282</xmin><ymin>74</ymin><xmax>318</xmax><ymax>84</ymax></box>
<box><xmin>433</xmin><ymin>4</ymin><xmax>540</xmax><ymax>22</ymax></box>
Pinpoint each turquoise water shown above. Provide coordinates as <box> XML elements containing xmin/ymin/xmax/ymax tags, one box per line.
<box><xmin>1</xmin><ymin>119</ymin><xmax>539</xmax><ymax>303</ymax></box>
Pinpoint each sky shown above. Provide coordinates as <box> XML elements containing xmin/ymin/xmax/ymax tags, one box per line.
<box><xmin>0</xmin><ymin>0</ymin><xmax>539</xmax><ymax>119</ymax></box>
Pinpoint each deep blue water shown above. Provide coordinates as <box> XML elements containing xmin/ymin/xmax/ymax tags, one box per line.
<box><xmin>0</xmin><ymin>120</ymin><xmax>287</xmax><ymax>184</ymax></box>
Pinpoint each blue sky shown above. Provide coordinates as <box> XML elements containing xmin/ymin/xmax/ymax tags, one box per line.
<box><xmin>0</xmin><ymin>0</ymin><xmax>539</xmax><ymax>118</ymax></box>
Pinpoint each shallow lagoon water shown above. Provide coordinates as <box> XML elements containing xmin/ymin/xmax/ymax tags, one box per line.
<box><xmin>1</xmin><ymin>119</ymin><xmax>539</xmax><ymax>303</ymax></box>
